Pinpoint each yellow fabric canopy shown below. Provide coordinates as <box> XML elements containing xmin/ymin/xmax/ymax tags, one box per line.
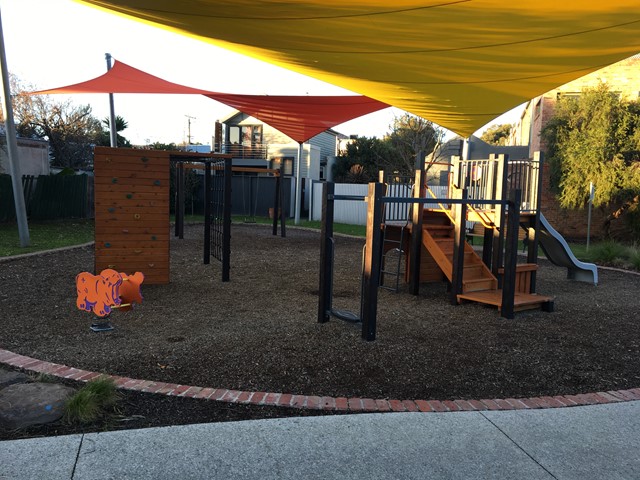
<box><xmin>76</xmin><ymin>0</ymin><xmax>640</xmax><ymax>136</ymax></box>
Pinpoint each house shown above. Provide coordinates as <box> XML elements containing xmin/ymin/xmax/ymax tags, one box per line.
<box><xmin>507</xmin><ymin>54</ymin><xmax>640</xmax><ymax>238</ymax></box>
<box><xmin>217</xmin><ymin>110</ymin><xmax>348</xmax><ymax>216</ymax></box>
<box><xmin>428</xmin><ymin>135</ymin><xmax>529</xmax><ymax>185</ymax></box>
<box><xmin>0</xmin><ymin>132</ymin><xmax>50</xmax><ymax>177</ymax></box>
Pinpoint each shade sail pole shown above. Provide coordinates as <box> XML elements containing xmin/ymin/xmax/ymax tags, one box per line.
<box><xmin>0</xmin><ymin>6</ymin><xmax>29</xmax><ymax>247</ymax></box>
<box><xmin>105</xmin><ymin>53</ymin><xmax>117</xmax><ymax>147</ymax></box>
<box><xmin>294</xmin><ymin>141</ymin><xmax>303</xmax><ymax>224</ymax></box>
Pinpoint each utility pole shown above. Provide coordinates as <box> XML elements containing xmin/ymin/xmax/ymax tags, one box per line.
<box><xmin>185</xmin><ymin>115</ymin><xmax>196</xmax><ymax>145</ymax></box>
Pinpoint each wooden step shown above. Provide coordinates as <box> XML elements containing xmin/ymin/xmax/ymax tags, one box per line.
<box><xmin>462</xmin><ymin>277</ymin><xmax>498</xmax><ymax>293</ymax></box>
<box><xmin>457</xmin><ymin>290</ymin><xmax>555</xmax><ymax>312</ymax></box>
<box><xmin>462</xmin><ymin>263</ymin><xmax>486</xmax><ymax>280</ymax></box>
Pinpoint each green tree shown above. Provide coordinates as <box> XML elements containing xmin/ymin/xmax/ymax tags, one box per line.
<box><xmin>480</xmin><ymin>123</ymin><xmax>513</xmax><ymax>145</ymax></box>
<box><xmin>10</xmin><ymin>75</ymin><xmax>102</xmax><ymax>169</ymax></box>
<box><xmin>542</xmin><ymin>83</ymin><xmax>640</xmax><ymax>239</ymax></box>
<box><xmin>385</xmin><ymin>113</ymin><xmax>444</xmax><ymax>175</ymax></box>
<box><xmin>95</xmin><ymin>115</ymin><xmax>132</xmax><ymax>148</ymax></box>
<box><xmin>333</xmin><ymin>136</ymin><xmax>393</xmax><ymax>183</ymax></box>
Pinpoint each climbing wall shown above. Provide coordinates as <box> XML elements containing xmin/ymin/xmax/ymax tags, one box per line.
<box><xmin>93</xmin><ymin>147</ymin><xmax>170</xmax><ymax>284</ymax></box>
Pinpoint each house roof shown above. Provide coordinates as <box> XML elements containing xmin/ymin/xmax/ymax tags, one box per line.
<box><xmin>32</xmin><ymin>60</ymin><xmax>388</xmax><ymax>143</ymax></box>
<box><xmin>76</xmin><ymin>1</ymin><xmax>640</xmax><ymax>137</ymax></box>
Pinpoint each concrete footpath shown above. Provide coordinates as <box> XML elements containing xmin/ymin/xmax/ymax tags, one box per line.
<box><xmin>2</xmin><ymin>401</ymin><xmax>640</xmax><ymax>480</ymax></box>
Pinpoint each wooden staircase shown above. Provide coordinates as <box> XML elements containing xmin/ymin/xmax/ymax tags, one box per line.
<box><xmin>416</xmin><ymin>210</ymin><xmax>554</xmax><ymax>313</ymax></box>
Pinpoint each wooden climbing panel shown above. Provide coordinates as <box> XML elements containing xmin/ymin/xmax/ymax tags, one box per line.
<box><xmin>94</xmin><ymin>147</ymin><xmax>170</xmax><ymax>284</ymax></box>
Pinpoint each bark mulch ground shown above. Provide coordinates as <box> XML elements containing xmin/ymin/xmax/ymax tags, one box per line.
<box><xmin>1</xmin><ymin>223</ymin><xmax>639</xmax><ymax>439</ymax></box>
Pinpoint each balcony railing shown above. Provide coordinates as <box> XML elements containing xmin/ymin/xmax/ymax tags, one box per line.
<box><xmin>220</xmin><ymin>143</ymin><xmax>268</xmax><ymax>159</ymax></box>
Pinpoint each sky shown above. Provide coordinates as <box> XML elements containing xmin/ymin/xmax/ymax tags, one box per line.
<box><xmin>0</xmin><ymin>0</ymin><xmax>524</xmax><ymax>146</ymax></box>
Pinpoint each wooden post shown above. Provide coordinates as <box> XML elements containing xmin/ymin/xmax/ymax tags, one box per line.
<box><xmin>221</xmin><ymin>158</ymin><xmax>232</xmax><ymax>282</ymax></box>
<box><xmin>527</xmin><ymin>152</ymin><xmax>544</xmax><ymax>292</ymax></box>
<box><xmin>318</xmin><ymin>182</ymin><xmax>334</xmax><ymax>323</ymax></box>
<box><xmin>409</xmin><ymin>152</ymin><xmax>424</xmax><ymax>296</ymax></box>
<box><xmin>492</xmin><ymin>154</ymin><xmax>508</xmax><ymax>280</ymax></box>
<box><xmin>203</xmin><ymin>161</ymin><xmax>212</xmax><ymax>265</ymax></box>
<box><xmin>362</xmin><ymin>182</ymin><xmax>384</xmax><ymax>341</ymax></box>
<box><xmin>501</xmin><ymin>189</ymin><xmax>521</xmax><ymax>319</ymax></box>
<box><xmin>450</xmin><ymin>189</ymin><xmax>467</xmax><ymax>305</ymax></box>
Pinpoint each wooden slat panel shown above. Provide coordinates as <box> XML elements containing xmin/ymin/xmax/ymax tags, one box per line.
<box><xmin>94</xmin><ymin>147</ymin><xmax>170</xmax><ymax>285</ymax></box>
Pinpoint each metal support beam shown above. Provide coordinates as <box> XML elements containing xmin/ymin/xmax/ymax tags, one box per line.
<box><xmin>0</xmin><ymin>7</ymin><xmax>29</xmax><ymax>247</ymax></box>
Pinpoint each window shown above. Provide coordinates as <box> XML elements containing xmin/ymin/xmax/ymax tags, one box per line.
<box><xmin>270</xmin><ymin>156</ymin><xmax>294</xmax><ymax>176</ymax></box>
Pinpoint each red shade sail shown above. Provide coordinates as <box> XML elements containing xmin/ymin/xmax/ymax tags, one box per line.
<box><xmin>32</xmin><ymin>60</ymin><xmax>389</xmax><ymax>143</ymax></box>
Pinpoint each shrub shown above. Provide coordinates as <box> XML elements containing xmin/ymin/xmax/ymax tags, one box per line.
<box><xmin>585</xmin><ymin>240</ymin><xmax>629</xmax><ymax>265</ymax></box>
<box><xmin>629</xmin><ymin>245</ymin><xmax>640</xmax><ymax>270</ymax></box>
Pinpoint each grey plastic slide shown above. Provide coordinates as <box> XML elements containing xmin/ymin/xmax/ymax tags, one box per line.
<box><xmin>528</xmin><ymin>213</ymin><xmax>598</xmax><ymax>285</ymax></box>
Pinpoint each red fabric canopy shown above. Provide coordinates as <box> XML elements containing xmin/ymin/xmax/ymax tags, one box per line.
<box><xmin>33</xmin><ymin>60</ymin><xmax>389</xmax><ymax>143</ymax></box>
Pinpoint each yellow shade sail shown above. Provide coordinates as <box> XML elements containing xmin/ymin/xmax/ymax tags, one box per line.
<box><xmin>76</xmin><ymin>0</ymin><xmax>640</xmax><ymax>136</ymax></box>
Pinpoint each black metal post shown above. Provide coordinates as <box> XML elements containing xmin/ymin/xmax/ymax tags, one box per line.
<box><xmin>362</xmin><ymin>182</ymin><xmax>384</xmax><ymax>341</ymax></box>
<box><xmin>450</xmin><ymin>188</ymin><xmax>467</xmax><ymax>305</ymax></box>
<box><xmin>174</xmin><ymin>161</ymin><xmax>184</xmax><ymax>238</ymax></box>
<box><xmin>501</xmin><ymin>189</ymin><xmax>521</xmax><ymax>319</ymax></box>
<box><xmin>279</xmin><ymin>167</ymin><xmax>286</xmax><ymax>238</ymax></box>
<box><xmin>272</xmin><ymin>170</ymin><xmax>280</xmax><ymax>236</ymax></box>
<box><xmin>203</xmin><ymin>161</ymin><xmax>212</xmax><ymax>265</ymax></box>
<box><xmin>222</xmin><ymin>158</ymin><xmax>232</xmax><ymax>282</ymax></box>
<box><xmin>318</xmin><ymin>182</ymin><xmax>334</xmax><ymax>323</ymax></box>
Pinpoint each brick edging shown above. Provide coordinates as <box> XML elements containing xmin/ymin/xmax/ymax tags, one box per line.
<box><xmin>1</xmin><ymin>348</ymin><xmax>638</xmax><ymax>413</ymax></box>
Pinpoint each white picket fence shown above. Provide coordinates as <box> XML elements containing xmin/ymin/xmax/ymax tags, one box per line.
<box><xmin>310</xmin><ymin>182</ymin><xmax>449</xmax><ymax>226</ymax></box>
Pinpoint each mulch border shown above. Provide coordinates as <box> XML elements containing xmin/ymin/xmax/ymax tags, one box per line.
<box><xmin>2</xmin><ymin>348</ymin><xmax>639</xmax><ymax>413</ymax></box>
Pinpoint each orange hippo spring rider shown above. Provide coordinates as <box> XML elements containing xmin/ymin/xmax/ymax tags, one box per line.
<box><xmin>75</xmin><ymin>269</ymin><xmax>144</xmax><ymax>331</ymax></box>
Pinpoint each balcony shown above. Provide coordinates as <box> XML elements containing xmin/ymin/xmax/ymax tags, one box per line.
<box><xmin>220</xmin><ymin>143</ymin><xmax>268</xmax><ymax>159</ymax></box>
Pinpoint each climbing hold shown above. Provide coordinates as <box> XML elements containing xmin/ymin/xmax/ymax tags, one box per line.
<box><xmin>122</xmin><ymin>229</ymin><xmax>129</xmax><ymax>234</ymax></box>
<box><xmin>134</xmin><ymin>249</ymin><xmax>142</xmax><ymax>254</ymax></box>
<box><xmin>104</xmin><ymin>242</ymin><xmax>111</xmax><ymax>248</ymax></box>
<box><xmin>108</xmin><ymin>208</ymin><xmax>115</xmax><ymax>213</ymax></box>
<box><xmin>111</xmin><ymin>178</ymin><xmax>118</xmax><ymax>184</ymax></box>
<box><xmin>126</xmin><ymin>194</ymin><xmax>133</xmax><ymax>199</ymax></box>
<box><xmin>151</xmin><ymin>235</ymin><xmax>157</xmax><ymax>241</ymax></box>
<box><xmin>134</xmin><ymin>214</ymin><xmax>141</xmax><ymax>220</ymax></box>
<box><xmin>148</xmin><ymin>263</ymin><xmax>155</xmax><ymax>268</ymax></box>
<box><xmin>141</xmin><ymin>156</ymin><xmax>149</xmax><ymax>163</ymax></box>
<box><xmin>154</xmin><ymin>180</ymin><xmax>161</xmax><ymax>186</ymax></box>
<box><xmin>108</xmin><ymin>264</ymin><xmax>116</xmax><ymax>269</ymax></box>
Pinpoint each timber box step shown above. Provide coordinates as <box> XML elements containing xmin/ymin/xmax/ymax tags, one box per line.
<box><xmin>457</xmin><ymin>290</ymin><xmax>555</xmax><ymax>312</ymax></box>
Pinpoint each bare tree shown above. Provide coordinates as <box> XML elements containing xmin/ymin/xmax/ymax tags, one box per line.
<box><xmin>10</xmin><ymin>74</ymin><xmax>102</xmax><ymax>169</ymax></box>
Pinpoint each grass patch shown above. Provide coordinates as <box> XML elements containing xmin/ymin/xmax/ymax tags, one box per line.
<box><xmin>64</xmin><ymin>376</ymin><xmax>120</xmax><ymax>424</ymax></box>
<box><xmin>0</xmin><ymin>219</ymin><xmax>94</xmax><ymax>257</ymax></box>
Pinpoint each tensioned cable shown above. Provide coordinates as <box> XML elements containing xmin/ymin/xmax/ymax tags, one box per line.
<box><xmin>89</xmin><ymin>0</ymin><xmax>470</xmax><ymax>21</ymax></box>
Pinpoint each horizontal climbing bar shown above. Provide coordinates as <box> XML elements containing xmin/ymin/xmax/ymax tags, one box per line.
<box><xmin>380</xmin><ymin>197</ymin><xmax>509</xmax><ymax>206</ymax></box>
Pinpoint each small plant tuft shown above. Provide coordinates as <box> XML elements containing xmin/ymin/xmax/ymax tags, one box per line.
<box><xmin>64</xmin><ymin>376</ymin><xmax>120</xmax><ymax>424</ymax></box>
<box><xmin>628</xmin><ymin>246</ymin><xmax>640</xmax><ymax>271</ymax></box>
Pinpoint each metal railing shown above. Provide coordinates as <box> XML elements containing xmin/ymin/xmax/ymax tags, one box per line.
<box><xmin>453</xmin><ymin>154</ymin><xmax>541</xmax><ymax>215</ymax></box>
<box><xmin>220</xmin><ymin>143</ymin><xmax>268</xmax><ymax>159</ymax></box>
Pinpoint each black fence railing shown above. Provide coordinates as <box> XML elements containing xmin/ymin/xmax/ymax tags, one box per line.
<box><xmin>0</xmin><ymin>174</ymin><xmax>93</xmax><ymax>222</ymax></box>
